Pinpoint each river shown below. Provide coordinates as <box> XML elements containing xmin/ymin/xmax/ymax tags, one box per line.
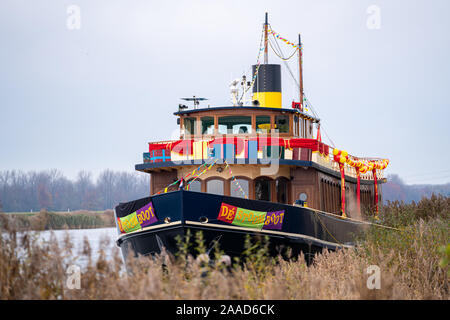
<box><xmin>22</xmin><ymin>227</ymin><xmax>122</xmax><ymax>268</ymax></box>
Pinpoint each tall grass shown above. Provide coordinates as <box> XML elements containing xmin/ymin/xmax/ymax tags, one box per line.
<box><xmin>0</xmin><ymin>196</ymin><xmax>448</xmax><ymax>300</ymax></box>
<box><xmin>0</xmin><ymin>209</ymin><xmax>115</xmax><ymax>231</ymax></box>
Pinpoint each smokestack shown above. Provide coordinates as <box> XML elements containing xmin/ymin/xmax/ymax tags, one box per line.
<box><xmin>252</xmin><ymin>64</ymin><xmax>282</xmax><ymax>108</ymax></box>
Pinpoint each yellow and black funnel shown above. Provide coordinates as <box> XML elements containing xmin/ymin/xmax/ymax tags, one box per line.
<box><xmin>252</xmin><ymin>64</ymin><xmax>282</xmax><ymax>108</ymax></box>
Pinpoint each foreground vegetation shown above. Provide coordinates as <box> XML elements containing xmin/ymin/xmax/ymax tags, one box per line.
<box><xmin>0</xmin><ymin>195</ymin><xmax>448</xmax><ymax>299</ymax></box>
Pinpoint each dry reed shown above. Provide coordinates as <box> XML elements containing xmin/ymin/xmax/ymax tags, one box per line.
<box><xmin>0</xmin><ymin>196</ymin><xmax>448</xmax><ymax>300</ymax></box>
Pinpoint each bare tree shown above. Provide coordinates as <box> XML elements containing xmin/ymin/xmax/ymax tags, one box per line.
<box><xmin>97</xmin><ymin>170</ymin><xmax>116</xmax><ymax>209</ymax></box>
<box><xmin>0</xmin><ymin>169</ymin><xmax>150</xmax><ymax>212</ymax></box>
<box><xmin>37</xmin><ymin>183</ymin><xmax>52</xmax><ymax>210</ymax></box>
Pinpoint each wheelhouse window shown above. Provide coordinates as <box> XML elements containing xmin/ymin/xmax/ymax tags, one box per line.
<box><xmin>301</xmin><ymin>118</ymin><xmax>305</xmax><ymax>137</ymax></box>
<box><xmin>293</xmin><ymin>116</ymin><xmax>299</xmax><ymax>136</ymax></box>
<box><xmin>256</xmin><ymin>116</ymin><xmax>271</xmax><ymax>134</ymax></box>
<box><xmin>255</xmin><ymin>177</ymin><xmax>271</xmax><ymax>202</ymax></box>
<box><xmin>201</xmin><ymin>116</ymin><xmax>214</xmax><ymax>135</ymax></box>
<box><xmin>218</xmin><ymin>116</ymin><xmax>252</xmax><ymax>134</ymax></box>
<box><xmin>206</xmin><ymin>178</ymin><xmax>224</xmax><ymax>195</ymax></box>
<box><xmin>299</xmin><ymin>118</ymin><xmax>303</xmax><ymax>137</ymax></box>
<box><xmin>274</xmin><ymin>115</ymin><xmax>289</xmax><ymax>133</ymax></box>
<box><xmin>184</xmin><ymin>117</ymin><xmax>197</xmax><ymax>136</ymax></box>
<box><xmin>230</xmin><ymin>178</ymin><xmax>249</xmax><ymax>199</ymax></box>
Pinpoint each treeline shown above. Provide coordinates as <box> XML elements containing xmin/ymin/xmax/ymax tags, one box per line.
<box><xmin>0</xmin><ymin>169</ymin><xmax>149</xmax><ymax>212</ymax></box>
<box><xmin>383</xmin><ymin>174</ymin><xmax>450</xmax><ymax>203</ymax></box>
<box><xmin>1</xmin><ymin>170</ymin><xmax>449</xmax><ymax>212</ymax></box>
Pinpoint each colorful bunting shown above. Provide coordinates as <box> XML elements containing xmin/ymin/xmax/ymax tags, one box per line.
<box><xmin>332</xmin><ymin>148</ymin><xmax>389</xmax><ymax>174</ymax></box>
<box><xmin>154</xmin><ymin>143</ymin><xmax>389</xmax><ymax>196</ymax></box>
<box><xmin>238</xmin><ymin>37</ymin><xmax>266</xmax><ymax>103</ymax></box>
<box><xmin>268</xmin><ymin>29</ymin><xmax>301</xmax><ymax>50</ymax></box>
<box><xmin>224</xmin><ymin>160</ymin><xmax>248</xmax><ymax>199</ymax></box>
<box><xmin>185</xmin><ymin>158</ymin><xmax>219</xmax><ymax>190</ymax></box>
<box><xmin>157</xmin><ymin>160</ymin><xmax>216</xmax><ymax>194</ymax></box>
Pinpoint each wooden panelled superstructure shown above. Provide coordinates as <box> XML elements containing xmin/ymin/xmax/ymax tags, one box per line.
<box><xmin>176</xmin><ymin>106</ymin><xmax>316</xmax><ymax>139</ymax></box>
<box><xmin>138</xmin><ymin>106</ymin><xmax>384</xmax><ymax>219</ymax></box>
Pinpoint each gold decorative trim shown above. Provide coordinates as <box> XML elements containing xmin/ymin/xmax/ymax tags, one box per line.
<box><xmin>184</xmin><ymin>220</ymin><xmax>353</xmax><ymax>248</ymax></box>
<box><xmin>117</xmin><ymin>221</ymin><xmax>182</xmax><ymax>239</ymax></box>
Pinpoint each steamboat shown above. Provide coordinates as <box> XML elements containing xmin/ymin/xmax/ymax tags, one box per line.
<box><xmin>114</xmin><ymin>14</ymin><xmax>389</xmax><ymax>262</ymax></box>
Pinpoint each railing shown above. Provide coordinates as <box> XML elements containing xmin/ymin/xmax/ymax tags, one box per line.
<box><xmin>311</xmin><ymin>152</ymin><xmax>384</xmax><ymax>180</ymax></box>
<box><xmin>144</xmin><ymin>138</ymin><xmax>385</xmax><ymax>181</ymax></box>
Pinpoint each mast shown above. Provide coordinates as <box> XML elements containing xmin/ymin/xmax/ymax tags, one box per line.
<box><xmin>264</xmin><ymin>12</ymin><xmax>268</xmax><ymax>64</ymax></box>
<box><xmin>298</xmin><ymin>34</ymin><xmax>304</xmax><ymax>109</ymax></box>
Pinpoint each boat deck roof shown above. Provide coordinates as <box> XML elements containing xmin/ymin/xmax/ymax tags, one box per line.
<box><xmin>173</xmin><ymin>106</ymin><xmax>320</xmax><ymax>122</ymax></box>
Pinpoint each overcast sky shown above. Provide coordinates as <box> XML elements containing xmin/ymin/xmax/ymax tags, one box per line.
<box><xmin>1</xmin><ymin>0</ymin><xmax>449</xmax><ymax>185</ymax></box>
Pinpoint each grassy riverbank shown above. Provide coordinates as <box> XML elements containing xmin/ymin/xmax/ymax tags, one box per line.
<box><xmin>0</xmin><ymin>210</ymin><xmax>115</xmax><ymax>230</ymax></box>
<box><xmin>0</xmin><ymin>195</ymin><xmax>448</xmax><ymax>299</ymax></box>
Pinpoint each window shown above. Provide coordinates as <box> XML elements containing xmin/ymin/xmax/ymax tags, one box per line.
<box><xmin>256</xmin><ymin>116</ymin><xmax>271</xmax><ymax>134</ymax></box>
<box><xmin>274</xmin><ymin>115</ymin><xmax>289</xmax><ymax>133</ymax></box>
<box><xmin>263</xmin><ymin>145</ymin><xmax>284</xmax><ymax>159</ymax></box>
<box><xmin>294</xmin><ymin>116</ymin><xmax>299</xmax><ymax>136</ymax></box>
<box><xmin>230</xmin><ymin>178</ymin><xmax>249</xmax><ymax>199</ymax></box>
<box><xmin>302</xmin><ymin>118</ymin><xmax>306</xmax><ymax>137</ymax></box>
<box><xmin>206</xmin><ymin>178</ymin><xmax>224</xmax><ymax>195</ymax></box>
<box><xmin>299</xmin><ymin>118</ymin><xmax>304</xmax><ymax>137</ymax></box>
<box><xmin>184</xmin><ymin>117</ymin><xmax>197</xmax><ymax>136</ymax></box>
<box><xmin>276</xmin><ymin>178</ymin><xmax>289</xmax><ymax>204</ymax></box>
<box><xmin>201</xmin><ymin>116</ymin><xmax>214</xmax><ymax>135</ymax></box>
<box><xmin>218</xmin><ymin>116</ymin><xmax>252</xmax><ymax>134</ymax></box>
<box><xmin>188</xmin><ymin>179</ymin><xmax>201</xmax><ymax>192</ymax></box>
<box><xmin>255</xmin><ymin>177</ymin><xmax>271</xmax><ymax>201</ymax></box>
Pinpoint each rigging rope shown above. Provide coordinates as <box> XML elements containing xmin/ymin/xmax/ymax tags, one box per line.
<box><xmin>237</xmin><ymin>25</ymin><xmax>266</xmax><ymax>105</ymax></box>
<box><xmin>268</xmin><ymin>26</ymin><xmax>300</xmax><ymax>91</ymax></box>
<box><xmin>267</xmin><ymin>28</ymin><xmax>301</xmax><ymax>50</ymax></box>
<box><xmin>268</xmin><ymin>37</ymin><xmax>298</xmax><ymax>61</ymax></box>
<box><xmin>224</xmin><ymin>160</ymin><xmax>248</xmax><ymax>199</ymax></box>
<box><xmin>312</xmin><ymin>210</ymin><xmax>345</xmax><ymax>247</ymax></box>
<box><xmin>182</xmin><ymin>159</ymin><xmax>248</xmax><ymax>199</ymax></box>
<box><xmin>156</xmin><ymin>159</ymin><xmax>217</xmax><ymax>194</ymax></box>
<box><xmin>302</xmin><ymin>95</ymin><xmax>336</xmax><ymax>147</ymax></box>
<box><xmin>268</xmin><ymin>24</ymin><xmax>337</xmax><ymax>148</ymax></box>
<box><xmin>185</xmin><ymin>158</ymin><xmax>218</xmax><ymax>190</ymax></box>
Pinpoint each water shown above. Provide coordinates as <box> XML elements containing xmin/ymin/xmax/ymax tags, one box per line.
<box><xmin>19</xmin><ymin>227</ymin><xmax>122</xmax><ymax>269</ymax></box>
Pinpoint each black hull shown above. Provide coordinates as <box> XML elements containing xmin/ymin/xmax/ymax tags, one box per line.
<box><xmin>115</xmin><ymin>190</ymin><xmax>369</xmax><ymax>262</ymax></box>
<box><xmin>117</xmin><ymin>223</ymin><xmax>326</xmax><ymax>263</ymax></box>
